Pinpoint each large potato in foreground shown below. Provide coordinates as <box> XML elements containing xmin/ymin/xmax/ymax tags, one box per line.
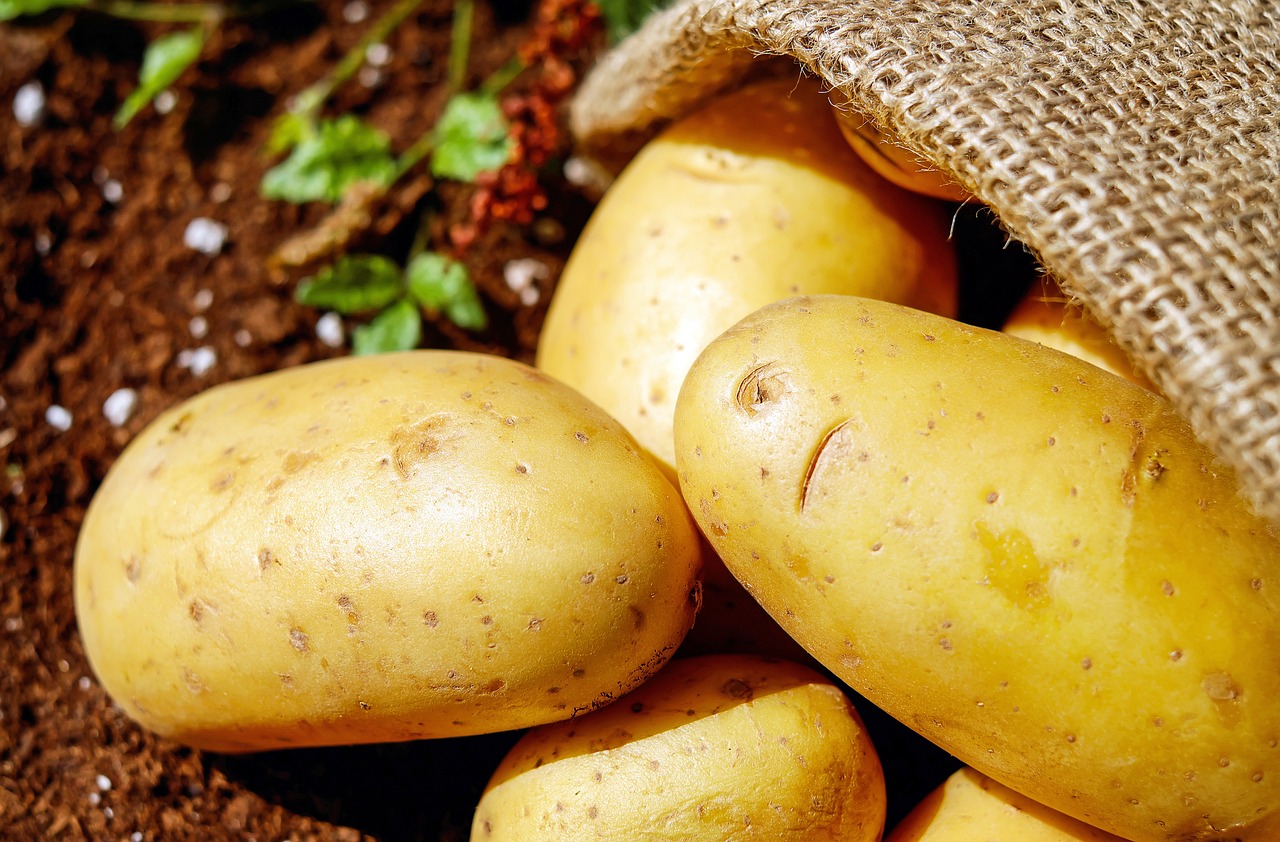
<box><xmin>673</xmin><ymin>296</ymin><xmax>1280</xmax><ymax>841</ymax></box>
<box><xmin>887</xmin><ymin>767</ymin><xmax>1125</xmax><ymax>841</ymax></box>
<box><xmin>472</xmin><ymin>654</ymin><xmax>886</xmax><ymax>841</ymax></box>
<box><xmin>75</xmin><ymin>351</ymin><xmax>702</xmax><ymax>752</ymax></box>
<box><xmin>538</xmin><ymin>75</ymin><xmax>957</xmax><ymax>475</ymax></box>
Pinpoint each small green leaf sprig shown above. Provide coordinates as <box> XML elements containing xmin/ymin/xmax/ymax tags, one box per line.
<box><xmin>262</xmin><ymin>0</ymin><xmax>524</xmax><ymax>352</ymax></box>
<box><xmin>2</xmin><ymin>0</ymin><xmax>302</xmax><ymax>127</ymax></box>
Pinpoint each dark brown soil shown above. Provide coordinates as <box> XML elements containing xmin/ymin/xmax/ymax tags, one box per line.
<box><xmin>0</xmin><ymin>1</ymin><xmax>1038</xmax><ymax>837</ymax></box>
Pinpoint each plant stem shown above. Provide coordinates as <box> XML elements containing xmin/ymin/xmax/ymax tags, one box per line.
<box><xmin>446</xmin><ymin>0</ymin><xmax>474</xmax><ymax>95</ymax></box>
<box><xmin>84</xmin><ymin>0</ymin><xmax>300</xmax><ymax>23</ymax></box>
<box><xmin>290</xmin><ymin>0</ymin><xmax>430</xmax><ymax>120</ymax></box>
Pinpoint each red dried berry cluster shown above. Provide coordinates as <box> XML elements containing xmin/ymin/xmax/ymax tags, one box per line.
<box><xmin>451</xmin><ymin>0</ymin><xmax>603</xmax><ymax>250</ymax></box>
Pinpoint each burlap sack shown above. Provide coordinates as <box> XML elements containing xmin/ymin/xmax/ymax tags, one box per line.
<box><xmin>568</xmin><ymin>0</ymin><xmax>1280</xmax><ymax>527</ymax></box>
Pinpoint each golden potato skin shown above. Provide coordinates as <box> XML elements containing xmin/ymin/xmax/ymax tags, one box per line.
<box><xmin>1003</xmin><ymin>278</ymin><xmax>1156</xmax><ymax>391</ymax></box>
<box><xmin>673</xmin><ymin>296</ymin><xmax>1280</xmax><ymax>841</ymax></box>
<box><xmin>472</xmin><ymin>654</ymin><xmax>886</xmax><ymax>841</ymax></box>
<box><xmin>74</xmin><ymin>351</ymin><xmax>702</xmax><ymax>752</ymax></box>
<box><xmin>537</xmin><ymin>76</ymin><xmax>957</xmax><ymax>475</ymax></box>
<box><xmin>887</xmin><ymin>767</ymin><xmax>1125</xmax><ymax>841</ymax></box>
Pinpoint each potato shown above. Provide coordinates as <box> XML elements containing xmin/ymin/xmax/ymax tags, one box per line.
<box><xmin>472</xmin><ymin>654</ymin><xmax>886</xmax><ymax>841</ymax></box>
<box><xmin>829</xmin><ymin>108</ymin><xmax>974</xmax><ymax>204</ymax></box>
<box><xmin>887</xmin><ymin>767</ymin><xmax>1125</xmax><ymax>841</ymax></box>
<box><xmin>1003</xmin><ymin>278</ymin><xmax>1155</xmax><ymax>391</ymax></box>
<box><xmin>673</xmin><ymin>295</ymin><xmax>1280</xmax><ymax>841</ymax></box>
<box><xmin>74</xmin><ymin>351</ymin><xmax>702</xmax><ymax>752</ymax></box>
<box><xmin>537</xmin><ymin>75</ymin><xmax>958</xmax><ymax>476</ymax></box>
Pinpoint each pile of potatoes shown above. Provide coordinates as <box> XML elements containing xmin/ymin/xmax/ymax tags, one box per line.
<box><xmin>74</xmin><ymin>78</ymin><xmax>1280</xmax><ymax>840</ymax></box>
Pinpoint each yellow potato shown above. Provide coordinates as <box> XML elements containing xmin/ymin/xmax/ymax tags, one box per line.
<box><xmin>472</xmin><ymin>654</ymin><xmax>886</xmax><ymax>841</ymax></box>
<box><xmin>887</xmin><ymin>767</ymin><xmax>1126</xmax><ymax>841</ymax></box>
<box><xmin>74</xmin><ymin>351</ymin><xmax>702</xmax><ymax>752</ymax></box>
<box><xmin>538</xmin><ymin>75</ymin><xmax>958</xmax><ymax>476</ymax></box>
<box><xmin>673</xmin><ymin>295</ymin><xmax>1280</xmax><ymax>841</ymax></box>
<box><xmin>830</xmin><ymin>109</ymin><xmax>974</xmax><ymax>204</ymax></box>
<box><xmin>1003</xmin><ymin>278</ymin><xmax>1156</xmax><ymax>391</ymax></box>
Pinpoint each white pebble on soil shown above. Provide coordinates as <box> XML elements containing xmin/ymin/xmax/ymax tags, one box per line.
<box><xmin>193</xmin><ymin>288</ymin><xmax>214</xmax><ymax>311</ymax></box>
<box><xmin>102</xmin><ymin>180</ymin><xmax>123</xmax><ymax>204</ymax></box>
<box><xmin>342</xmin><ymin>0</ymin><xmax>368</xmax><ymax>22</ymax></box>
<box><xmin>365</xmin><ymin>42</ymin><xmax>392</xmax><ymax>67</ymax></box>
<box><xmin>183</xmin><ymin>218</ymin><xmax>229</xmax><ymax>255</ymax></box>
<box><xmin>189</xmin><ymin>315</ymin><xmax>208</xmax><ymax>339</ymax></box>
<box><xmin>177</xmin><ymin>346</ymin><xmax>217</xmax><ymax>377</ymax></box>
<box><xmin>96</xmin><ymin>774</ymin><xmax>112</xmax><ymax>791</ymax></box>
<box><xmin>315</xmin><ymin>312</ymin><xmax>345</xmax><ymax>348</ymax></box>
<box><xmin>102</xmin><ymin>388</ymin><xmax>138</xmax><ymax>427</ymax></box>
<box><xmin>13</xmin><ymin>81</ymin><xmax>45</xmax><ymax>128</ymax></box>
<box><xmin>153</xmin><ymin>89</ymin><xmax>177</xmax><ymax>114</ymax></box>
<box><xmin>45</xmin><ymin>405</ymin><xmax>72</xmax><ymax>432</ymax></box>
<box><xmin>503</xmin><ymin>258</ymin><xmax>549</xmax><ymax>292</ymax></box>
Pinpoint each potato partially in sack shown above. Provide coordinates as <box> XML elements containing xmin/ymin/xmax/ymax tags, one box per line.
<box><xmin>472</xmin><ymin>654</ymin><xmax>886</xmax><ymax>841</ymax></box>
<box><xmin>74</xmin><ymin>352</ymin><xmax>702</xmax><ymax>752</ymax></box>
<box><xmin>538</xmin><ymin>75</ymin><xmax>958</xmax><ymax>475</ymax></box>
<box><xmin>673</xmin><ymin>295</ymin><xmax>1280</xmax><ymax>841</ymax></box>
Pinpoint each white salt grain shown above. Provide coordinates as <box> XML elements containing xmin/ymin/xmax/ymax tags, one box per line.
<box><xmin>154</xmin><ymin>89</ymin><xmax>177</xmax><ymax>114</ymax></box>
<box><xmin>102</xmin><ymin>388</ymin><xmax>139</xmax><ymax>427</ymax></box>
<box><xmin>315</xmin><ymin>312</ymin><xmax>344</xmax><ymax>348</ymax></box>
<box><xmin>184</xmin><ymin>218</ymin><xmax>229</xmax><ymax>255</ymax></box>
<box><xmin>189</xmin><ymin>315</ymin><xmax>208</xmax><ymax>339</ymax></box>
<box><xmin>45</xmin><ymin>405</ymin><xmax>72</xmax><ymax>432</ymax></box>
<box><xmin>102</xmin><ymin>180</ymin><xmax>123</xmax><ymax>204</ymax></box>
<box><xmin>177</xmin><ymin>346</ymin><xmax>217</xmax><ymax>377</ymax></box>
<box><xmin>342</xmin><ymin>0</ymin><xmax>368</xmax><ymax>22</ymax></box>
<box><xmin>13</xmin><ymin>81</ymin><xmax>45</xmax><ymax>128</ymax></box>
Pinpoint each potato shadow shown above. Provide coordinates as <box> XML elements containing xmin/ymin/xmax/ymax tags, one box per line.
<box><xmin>211</xmin><ymin>730</ymin><xmax>523</xmax><ymax>842</ymax></box>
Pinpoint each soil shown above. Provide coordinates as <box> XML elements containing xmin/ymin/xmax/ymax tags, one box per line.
<box><xmin>0</xmin><ymin>1</ymin><xmax>1039</xmax><ymax>838</ymax></box>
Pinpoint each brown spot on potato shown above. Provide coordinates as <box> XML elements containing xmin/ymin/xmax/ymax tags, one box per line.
<box><xmin>572</xmin><ymin>668</ymin><xmax>586</xmax><ymax>678</ymax></box>
<box><xmin>258</xmin><ymin>548</ymin><xmax>276</xmax><ymax>571</ymax></box>
<box><xmin>358</xmin><ymin>701</ymin><xmax>371</xmax><ymax>711</ymax></box>
<box><xmin>587</xmin><ymin>806</ymin><xmax>598</xmax><ymax>819</ymax></box>
<box><xmin>581</xmin><ymin>573</ymin><xmax>596</xmax><ymax>585</ymax></box>
<box><xmin>698</xmin><ymin>498</ymin><xmax>728</xmax><ymax>537</ymax></box>
<box><xmin>283</xmin><ymin>451</ymin><xmax>318</xmax><ymax>473</ymax></box>
<box><xmin>210</xmin><ymin>472</ymin><xmax>235</xmax><ymax>492</ymax></box>
<box><xmin>124</xmin><ymin>555</ymin><xmax>141</xmax><ymax>583</ymax></box>
<box><xmin>289</xmin><ymin>628</ymin><xmax>310</xmax><ymax>652</ymax></box>
<box><xmin>483</xmin><ymin>679</ymin><xmax>505</xmax><ymax>693</ymax></box>
<box><xmin>188</xmin><ymin>600</ymin><xmax>205</xmax><ymax>624</ymax></box>
<box><xmin>515</xmin><ymin>463</ymin><xmax>528</xmax><ymax>474</ymax></box>
<box><xmin>182</xmin><ymin>669</ymin><xmax>205</xmax><ymax>694</ymax></box>
<box><xmin>527</xmin><ymin>617</ymin><xmax>542</xmax><ymax>631</ymax></box>
<box><xmin>735</xmin><ymin>362</ymin><xmax>787</xmax><ymax>415</ymax></box>
<box><xmin>389</xmin><ymin>415</ymin><xmax>449</xmax><ymax>480</ymax></box>
<box><xmin>801</xmin><ymin>419</ymin><xmax>855</xmax><ymax>511</ymax></box>
<box><xmin>986</xmin><ymin>491</ymin><xmax>999</xmax><ymax>504</ymax></box>
<box><xmin>574</xmin><ymin>431</ymin><xmax>589</xmax><ymax>443</ymax></box>
<box><xmin>629</xmin><ymin>606</ymin><xmax>645</xmax><ymax>630</ymax></box>
<box><xmin>721</xmin><ymin>678</ymin><xmax>753</xmax><ymax>700</ymax></box>
<box><xmin>1162</xmin><ymin>579</ymin><xmax>1176</xmax><ymax>596</ymax></box>
<box><xmin>423</xmin><ymin>611</ymin><xmax>439</xmax><ymax>628</ymax></box>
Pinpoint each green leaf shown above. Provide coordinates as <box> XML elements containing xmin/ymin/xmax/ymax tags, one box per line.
<box><xmin>406</xmin><ymin>252</ymin><xmax>488</xmax><ymax>331</ymax></box>
<box><xmin>430</xmin><ymin>92</ymin><xmax>513</xmax><ymax>182</ymax></box>
<box><xmin>114</xmin><ymin>27</ymin><xmax>205</xmax><ymax>129</ymax></box>
<box><xmin>296</xmin><ymin>255</ymin><xmax>404</xmax><ymax>314</ymax></box>
<box><xmin>594</xmin><ymin>0</ymin><xmax>673</xmax><ymax>42</ymax></box>
<box><xmin>0</xmin><ymin>0</ymin><xmax>84</xmax><ymax>20</ymax></box>
<box><xmin>353</xmin><ymin>299</ymin><xmax>422</xmax><ymax>355</ymax></box>
<box><xmin>261</xmin><ymin>115</ymin><xmax>398</xmax><ymax>204</ymax></box>
<box><xmin>264</xmin><ymin>111</ymin><xmax>312</xmax><ymax>155</ymax></box>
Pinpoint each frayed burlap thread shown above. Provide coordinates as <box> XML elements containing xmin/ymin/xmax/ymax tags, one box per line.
<box><xmin>570</xmin><ymin>0</ymin><xmax>1280</xmax><ymax>526</ymax></box>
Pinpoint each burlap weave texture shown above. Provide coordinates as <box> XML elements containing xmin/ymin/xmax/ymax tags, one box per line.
<box><xmin>570</xmin><ymin>0</ymin><xmax>1280</xmax><ymax>525</ymax></box>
